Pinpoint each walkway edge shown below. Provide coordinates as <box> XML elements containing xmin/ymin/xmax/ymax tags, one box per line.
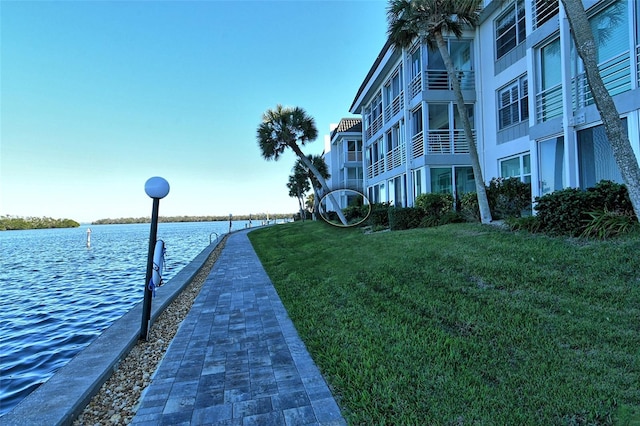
<box><xmin>1</xmin><ymin>237</ymin><xmax>225</xmax><ymax>426</ymax></box>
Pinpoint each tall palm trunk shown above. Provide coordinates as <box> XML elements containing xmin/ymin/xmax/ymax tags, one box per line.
<box><xmin>434</xmin><ymin>32</ymin><xmax>492</xmax><ymax>223</ymax></box>
<box><xmin>289</xmin><ymin>144</ymin><xmax>348</xmax><ymax>225</ymax></box>
<box><xmin>560</xmin><ymin>0</ymin><xmax>640</xmax><ymax>221</ymax></box>
<box><xmin>296</xmin><ymin>191</ymin><xmax>306</xmax><ymax>221</ymax></box>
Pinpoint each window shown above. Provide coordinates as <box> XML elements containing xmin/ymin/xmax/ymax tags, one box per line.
<box><xmin>538</xmin><ymin>136</ymin><xmax>564</xmax><ymax>195</ymax></box>
<box><xmin>537</xmin><ymin>38</ymin><xmax>562</xmax><ymax>121</ymax></box>
<box><xmin>496</xmin><ymin>0</ymin><xmax>526</xmax><ymax>59</ymax></box>
<box><xmin>412</xmin><ymin>107</ymin><xmax>423</xmax><ymax>135</ymax></box>
<box><xmin>498</xmin><ymin>76</ymin><xmax>529</xmax><ymax>129</ymax></box>
<box><xmin>430</xmin><ymin>166</ymin><xmax>475</xmax><ymax>198</ymax></box>
<box><xmin>431</xmin><ymin>168</ymin><xmax>452</xmax><ymax>194</ymax></box>
<box><xmin>578</xmin><ymin>120</ymin><xmax>626</xmax><ymax>189</ymax></box>
<box><xmin>411</xmin><ymin>48</ymin><xmax>421</xmax><ymax>79</ymax></box>
<box><xmin>414</xmin><ymin>169</ymin><xmax>423</xmax><ymax>198</ymax></box>
<box><xmin>346</xmin><ymin>140</ymin><xmax>362</xmax><ymax>162</ymax></box>
<box><xmin>500</xmin><ymin>153</ymin><xmax>531</xmax><ymax>183</ymax></box>
<box><xmin>590</xmin><ymin>1</ymin><xmax>628</xmax><ymax>64</ymax></box>
<box><xmin>426</xmin><ymin>40</ymin><xmax>473</xmax><ymax>89</ymax></box>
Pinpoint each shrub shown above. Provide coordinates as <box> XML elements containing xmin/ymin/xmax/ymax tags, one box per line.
<box><xmin>587</xmin><ymin>180</ymin><xmax>634</xmax><ymax>213</ymax></box>
<box><xmin>487</xmin><ymin>177</ymin><xmax>532</xmax><ymax>219</ymax></box>
<box><xmin>534</xmin><ymin>180</ymin><xmax>636</xmax><ymax>236</ymax></box>
<box><xmin>580</xmin><ymin>209</ymin><xmax>638</xmax><ymax>239</ymax></box>
<box><xmin>389</xmin><ymin>207</ymin><xmax>423</xmax><ymax>230</ymax></box>
<box><xmin>368</xmin><ymin>202</ymin><xmax>391</xmax><ymax>228</ymax></box>
<box><xmin>343</xmin><ymin>205</ymin><xmax>369</xmax><ymax>224</ymax></box>
<box><xmin>415</xmin><ymin>193</ymin><xmax>454</xmax><ymax>216</ymax></box>
<box><xmin>459</xmin><ymin>178</ymin><xmax>532</xmax><ymax>221</ymax></box>
<box><xmin>459</xmin><ymin>192</ymin><xmax>480</xmax><ymax>222</ymax></box>
<box><xmin>534</xmin><ymin>187</ymin><xmax>593</xmax><ymax>236</ymax></box>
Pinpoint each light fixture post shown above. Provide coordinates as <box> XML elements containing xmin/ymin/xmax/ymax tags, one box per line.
<box><xmin>140</xmin><ymin>177</ymin><xmax>170</xmax><ymax>341</ymax></box>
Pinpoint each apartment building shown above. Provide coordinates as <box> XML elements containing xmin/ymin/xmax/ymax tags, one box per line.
<box><xmin>323</xmin><ymin>118</ymin><xmax>364</xmax><ymax>210</ymax></box>
<box><xmin>342</xmin><ymin>0</ymin><xmax>640</xmax><ymax>208</ymax></box>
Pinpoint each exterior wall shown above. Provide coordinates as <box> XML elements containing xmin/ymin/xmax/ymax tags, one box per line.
<box><xmin>340</xmin><ymin>0</ymin><xmax>640</xmax><ymax>209</ymax></box>
<box><xmin>323</xmin><ymin>122</ymin><xmax>364</xmax><ymax>211</ymax></box>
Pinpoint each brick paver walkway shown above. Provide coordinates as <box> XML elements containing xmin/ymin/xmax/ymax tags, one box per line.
<box><xmin>130</xmin><ymin>229</ymin><xmax>345</xmax><ymax>426</ymax></box>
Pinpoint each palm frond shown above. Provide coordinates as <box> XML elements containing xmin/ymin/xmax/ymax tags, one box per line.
<box><xmin>387</xmin><ymin>0</ymin><xmax>482</xmax><ymax>49</ymax></box>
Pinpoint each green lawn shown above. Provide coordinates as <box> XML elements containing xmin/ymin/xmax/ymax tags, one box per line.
<box><xmin>248</xmin><ymin>221</ymin><xmax>640</xmax><ymax>425</ymax></box>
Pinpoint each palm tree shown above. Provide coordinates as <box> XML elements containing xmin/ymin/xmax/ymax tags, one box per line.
<box><xmin>387</xmin><ymin>0</ymin><xmax>492</xmax><ymax>224</ymax></box>
<box><xmin>287</xmin><ymin>164</ymin><xmax>310</xmax><ymax>220</ymax></box>
<box><xmin>295</xmin><ymin>154</ymin><xmax>331</xmax><ymax>220</ymax></box>
<box><xmin>559</xmin><ymin>0</ymin><xmax>640</xmax><ymax>221</ymax></box>
<box><xmin>257</xmin><ymin>104</ymin><xmax>348</xmax><ymax>225</ymax></box>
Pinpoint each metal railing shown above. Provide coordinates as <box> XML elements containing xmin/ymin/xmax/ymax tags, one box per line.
<box><xmin>384</xmin><ymin>92</ymin><xmax>404</xmax><ymax>122</ymax></box>
<box><xmin>346</xmin><ymin>151</ymin><xmax>362</xmax><ymax>162</ymax></box>
<box><xmin>532</xmin><ymin>0</ymin><xmax>558</xmax><ymax>30</ymax></box>
<box><xmin>367</xmin><ymin>158</ymin><xmax>385</xmax><ymax>179</ymax></box>
<box><xmin>426</xmin><ymin>69</ymin><xmax>475</xmax><ymax>91</ymax></box>
<box><xmin>366</xmin><ymin>144</ymin><xmax>407</xmax><ymax>179</ymax></box>
<box><xmin>409</xmin><ymin>73</ymin><xmax>422</xmax><ymax>98</ymax></box>
<box><xmin>410</xmin><ymin>130</ymin><xmax>472</xmax><ymax>157</ymax></box>
<box><xmin>365</xmin><ymin>114</ymin><xmax>383</xmax><ymax>140</ymax></box>
<box><xmin>385</xmin><ymin>144</ymin><xmax>406</xmax><ymax>170</ymax></box>
<box><xmin>636</xmin><ymin>44</ymin><xmax>640</xmax><ymax>86</ymax></box>
<box><xmin>411</xmin><ymin>132</ymin><xmax>424</xmax><ymax>159</ymax></box>
<box><xmin>338</xmin><ymin>179</ymin><xmax>364</xmax><ymax>191</ymax></box>
<box><xmin>572</xmin><ymin>51</ymin><xmax>631</xmax><ymax>109</ymax></box>
<box><xmin>535</xmin><ymin>83</ymin><xmax>563</xmax><ymax>122</ymax></box>
<box><xmin>426</xmin><ymin>129</ymin><xmax>471</xmax><ymax>154</ymax></box>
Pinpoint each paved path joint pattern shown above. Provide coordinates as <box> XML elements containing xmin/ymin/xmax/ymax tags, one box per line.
<box><xmin>131</xmin><ymin>229</ymin><xmax>345</xmax><ymax>426</ymax></box>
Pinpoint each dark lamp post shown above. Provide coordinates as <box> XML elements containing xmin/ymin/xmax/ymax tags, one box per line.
<box><xmin>140</xmin><ymin>176</ymin><xmax>170</xmax><ymax>341</ymax></box>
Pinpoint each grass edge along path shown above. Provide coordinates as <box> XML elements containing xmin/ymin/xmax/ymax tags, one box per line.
<box><xmin>249</xmin><ymin>221</ymin><xmax>640</xmax><ymax>425</ymax></box>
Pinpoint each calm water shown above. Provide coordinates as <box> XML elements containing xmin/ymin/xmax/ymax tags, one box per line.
<box><xmin>0</xmin><ymin>220</ymin><xmax>257</xmax><ymax>416</ymax></box>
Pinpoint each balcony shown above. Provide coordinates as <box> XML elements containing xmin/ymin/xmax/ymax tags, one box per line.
<box><xmin>411</xmin><ymin>130</ymin><xmax>472</xmax><ymax>159</ymax></box>
<box><xmin>366</xmin><ymin>144</ymin><xmax>407</xmax><ymax>179</ymax></box>
<box><xmin>338</xmin><ymin>179</ymin><xmax>364</xmax><ymax>191</ymax></box>
<box><xmin>346</xmin><ymin>151</ymin><xmax>363</xmax><ymax>162</ymax></box>
<box><xmin>409</xmin><ymin>73</ymin><xmax>422</xmax><ymax>98</ymax></box>
<box><xmin>426</xmin><ymin>69</ymin><xmax>475</xmax><ymax>91</ymax></box>
<box><xmin>535</xmin><ymin>83</ymin><xmax>563</xmax><ymax>122</ymax></box>
<box><xmin>572</xmin><ymin>51</ymin><xmax>631</xmax><ymax>110</ymax></box>
<box><xmin>384</xmin><ymin>92</ymin><xmax>404</xmax><ymax>122</ymax></box>
<box><xmin>365</xmin><ymin>114</ymin><xmax>383</xmax><ymax>140</ymax></box>
<box><xmin>532</xmin><ymin>0</ymin><xmax>558</xmax><ymax>30</ymax></box>
<box><xmin>637</xmin><ymin>44</ymin><xmax>640</xmax><ymax>86</ymax></box>
<box><xmin>411</xmin><ymin>132</ymin><xmax>424</xmax><ymax>158</ymax></box>
<box><xmin>427</xmin><ymin>130</ymin><xmax>471</xmax><ymax>154</ymax></box>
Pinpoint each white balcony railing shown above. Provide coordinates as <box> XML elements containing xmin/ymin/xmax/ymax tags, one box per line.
<box><xmin>346</xmin><ymin>151</ymin><xmax>363</xmax><ymax>162</ymax></box>
<box><xmin>426</xmin><ymin>69</ymin><xmax>475</xmax><ymax>91</ymax></box>
<box><xmin>410</xmin><ymin>130</ymin><xmax>472</xmax><ymax>157</ymax></box>
<box><xmin>339</xmin><ymin>178</ymin><xmax>364</xmax><ymax>191</ymax></box>
<box><xmin>367</xmin><ymin>158</ymin><xmax>385</xmax><ymax>179</ymax></box>
<box><xmin>411</xmin><ymin>132</ymin><xmax>424</xmax><ymax>159</ymax></box>
<box><xmin>365</xmin><ymin>114</ymin><xmax>384</xmax><ymax>140</ymax></box>
<box><xmin>427</xmin><ymin>129</ymin><xmax>471</xmax><ymax>154</ymax></box>
<box><xmin>532</xmin><ymin>0</ymin><xmax>558</xmax><ymax>30</ymax></box>
<box><xmin>535</xmin><ymin>83</ymin><xmax>563</xmax><ymax>122</ymax></box>
<box><xmin>384</xmin><ymin>92</ymin><xmax>404</xmax><ymax>122</ymax></box>
<box><xmin>572</xmin><ymin>51</ymin><xmax>631</xmax><ymax>109</ymax></box>
<box><xmin>636</xmin><ymin>44</ymin><xmax>640</xmax><ymax>86</ymax></box>
<box><xmin>385</xmin><ymin>144</ymin><xmax>406</xmax><ymax>171</ymax></box>
<box><xmin>409</xmin><ymin>73</ymin><xmax>422</xmax><ymax>98</ymax></box>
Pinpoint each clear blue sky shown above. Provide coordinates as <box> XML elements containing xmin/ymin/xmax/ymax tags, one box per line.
<box><xmin>1</xmin><ymin>0</ymin><xmax>387</xmax><ymax>223</ymax></box>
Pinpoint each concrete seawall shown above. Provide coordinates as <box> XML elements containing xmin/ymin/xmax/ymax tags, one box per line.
<box><xmin>1</xmin><ymin>237</ymin><xmax>225</xmax><ymax>426</ymax></box>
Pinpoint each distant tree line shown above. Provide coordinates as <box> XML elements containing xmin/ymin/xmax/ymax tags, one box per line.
<box><xmin>91</xmin><ymin>213</ymin><xmax>294</xmax><ymax>225</ymax></box>
<box><xmin>0</xmin><ymin>215</ymin><xmax>80</xmax><ymax>231</ymax></box>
